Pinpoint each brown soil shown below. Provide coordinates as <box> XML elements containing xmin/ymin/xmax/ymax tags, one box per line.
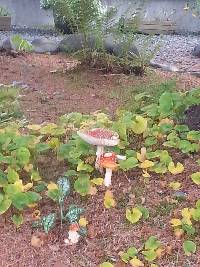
<box><xmin>0</xmin><ymin>52</ymin><xmax>200</xmax><ymax>267</ymax></box>
<box><xmin>185</xmin><ymin>105</ymin><xmax>200</xmax><ymax>130</ymax></box>
<box><xmin>1</xmin><ymin>52</ymin><xmax>200</xmax><ymax>123</ymax></box>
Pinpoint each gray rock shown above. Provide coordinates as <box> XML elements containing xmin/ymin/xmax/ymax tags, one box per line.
<box><xmin>192</xmin><ymin>44</ymin><xmax>200</xmax><ymax>57</ymax></box>
<box><xmin>173</xmin><ymin>191</ymin><xmax>187</xmax><ymax>199</ymax></box>
<box><xmin>2</xmin><ymin>37</ymin><xmax>13</xmax><ymax>51</ymax></box>
<box><xmin>31</xmin><ymin>37</ymin><xmax>59</xmax><ymax>53</ymax></box>
<box><xmin>103</xmin><ymin>35</ymin><xmax>116</xmax><ymax>54</ymax></box>
<box><xmin>150</xmin><ymin>60</ymin><xmax>179</xmax><ymax>72</ymax></box>
<box><xmin>59</xmin><ymin>34</ymin><xmax>96</xmax><ymax>53</ymax></box>
<box><xmin>0</xmin><ymin>39</ymin><xmax>3</xmax><ymax>51</ymax></box>
<box><xmin>113</xmin><ymin>42</ymin><xmax>140</xmax><ymax>58</ymax></box>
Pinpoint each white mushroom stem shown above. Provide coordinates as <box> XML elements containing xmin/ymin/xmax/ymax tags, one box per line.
<box><xmin>104</xmin><ymin>168</ymin><xmax>113</xmax><ymax>187</ymax></box>
<box><xmin>96</xmin><ymin>146</ymin><xmax>104</xmax><ymax>158</ymax></box>
<box><xmin>117</xmin><ymin>155</ymin><xmax>126</xmax><ymax>160</ymax></box>
<box><xmin>95</xmin><ymin>145</ymin><xmax>104</xmax><ymax>170</ymax></box>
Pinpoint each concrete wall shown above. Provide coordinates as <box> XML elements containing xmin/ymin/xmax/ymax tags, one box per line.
<box><xmin>103</xmin><ymin>0</ymin><xmax>200</xmax><ymax>33</ymax></box>
<box><xmin>0</xmin><ymin>0</ymin><xmax>54</xmax><ymax>27</ymax></box>
<box><xmin>1</xmin><ymin>0</ymin><xmax>200</xmax><ymax>32</ymax></box>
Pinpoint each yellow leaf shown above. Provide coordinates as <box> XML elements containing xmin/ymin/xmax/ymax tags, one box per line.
<box><xmin>24</xmin><ymin>164</ymin><xmax>33</xmax><ymax>172</ymax></box>
<box><xmin>31</xmin><ymin>171</ymin><xmax>42</xmax><ymax>182</ymax></box>
<box><xmin>137</xmin><ymin>147</ymin><xmax>146</xmax><ymax>162</ymax></box>
<box><xmin>90</xmin><ymin>178</ymin><xmax>104</xmax><ymax>186</ymax></box>
<box><xmin>14</xmin><ymin>180</ymin><xmax>23</xmax><ymax>192</ymax></box>
<box><xmin>32</xmin><ymin>209</ymin><xmax>41</xmax><ymax>220</ymax></box>
<box><xmin>174</xmin><ymin>229</ymin><xmax>184</xmax><ymax>238</ymax></box>
<box><xmin>131</xmin><ymin>116</ymin><xmax>148</xmax><ymax>134</ymax></box>
<box><xmin>130</xmin><ymin>257</ymin><xmax>144</xmax><ymax>267</ymax></box>
<box><xmin>170</xmin><ymin>218</ymin><xmax>182</xmax><ymax>227</ymax></box>
<box><xmin>140</xmin><ymin>160</ymin><xmax>154</xmax><ymax>169</ymax></box>
<box><xmin>156</xmin><ymin>247</ymin><xmax>165</xmax><ymax>258</ymax></box>
<box><xmin>48</xmin><ymin>138</ymin><xmax>60</xmax><ymax>149</ymax></box>
<box><xmin>181</xmin><ymin>208</ymin><xmax>192</xmax><ymax>225</ymax></box>
<box><xmin>159</xmin><ymin>118</ymin><xmax>174</xmax><ymax>126</ymax></box>
<box><xmin>79</xmin><ymin>217</ymin><xmax>88</xmax><ymax>227</ymax></box>
<box><xmin>126</xmin><ymin>208</ymin><xmax>142</xmax><ymax>224</ymax></box>
<box><xmin>169</xmin><ymin>181</ymin><xmax>182</xmax><ymax>190</ymax></box>
<box><xmin>168</xmin><ymin>162</ymin><xmax>184</xmax><ymax>175</ymax></box>
<box><xmin>23</xmin><ymin>182</ymin><xmax>33</xmax><ymax>192</ymax></box>
<box><xmin>142</xmin><ymin>170</ymin><xmax>151</xmax><ymax>178</ymax></box>
<box><xmin>27</xmin><ymin>203</ymin><xmax>38</xmax><ymax>208</ymax></box>
<box><xmin>104</xmin><ymin>190</ymin><xmax>116</xmax><ymax>209</ymax></box>
<box><xmin>88</xmin><ymin>186</ymin><xmax>97</xmax><ymax>195</ymax></box>
<box><xmin>150</xmin><ymin>265</ymin><xmax>159</xmax><ymax>267</ymax></box>
<box><xmin>47</xmin><ymin>182</ymin><xmax>58</xmax><ymax>190</ymax></box>
<box><xmin>27</xmin><ymin>124</ymin><xmax>41</xmax><ymax>131</ymax></box>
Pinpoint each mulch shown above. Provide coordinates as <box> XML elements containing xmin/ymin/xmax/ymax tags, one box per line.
<box><xmin>0</xmin><ymin>52</ymin><xmax>200</xmax><ymax>267</ymax></box>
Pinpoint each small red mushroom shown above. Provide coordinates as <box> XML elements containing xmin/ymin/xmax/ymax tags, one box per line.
<box><xmin>98</xmin><ymin>152</ymin><xmax>118</xmax><ymax>187</ymax></box>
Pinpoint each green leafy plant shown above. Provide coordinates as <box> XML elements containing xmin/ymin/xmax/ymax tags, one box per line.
<box><xmin>126</xmin><ymin>206</ymin><xmax>149</xmax><ymax>224</ymax></box>
<box><xmin>0</xmin><ymin>6</ymin><xmax>10</xmax><ymax>17</ymax></box>
<box><xmin>40</xmin><ymin>0</ymin><xmax>102</xmax><ymax>37</ymax></box>
<box><xmin>119</xmin><ymin>236</ymin><xmax>162</xmax><ymax>266</ymax></box>
<box><xmin>0</xmin><ymin>85</ymin><xmax>22</xmax><ymax>124</ymax></box>
<box><xmin>11</xmin><ymin>35</ymin><xmax>32</xmax><ymax>52</ymax></box>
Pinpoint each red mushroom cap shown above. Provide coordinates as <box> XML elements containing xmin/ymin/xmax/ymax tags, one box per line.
<box><xmin>98</xmin><ymin>152</ymin><xmax>118</xmax><ymax>169</ymax></box>
<box><xmin>77</xmin><ymin>128</ymin><xmax>119</xmax><ymax>146</ymax></box>
<box><xmin>69</xmin><ymin>223</ymin><xmax>80</xmax><ymax>232</ymax></box>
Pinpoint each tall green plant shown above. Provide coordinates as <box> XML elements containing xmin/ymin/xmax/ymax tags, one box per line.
<box><xmin>41</xmin><ymin>0</ymin><xmax>102</xmax><ymax>39</ymax></box>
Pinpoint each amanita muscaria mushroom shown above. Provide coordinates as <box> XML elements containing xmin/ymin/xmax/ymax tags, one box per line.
<box><xmin>77</xmin><ymin>128</ymin><xmax>119</xmax><ymax>168</ymax></box>
<box><xmin>98</xmin><ymin>152</ymin><xmax>118</xmax><ymax>187</ymax></box>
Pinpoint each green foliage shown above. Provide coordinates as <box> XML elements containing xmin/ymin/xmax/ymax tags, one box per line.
<box><xmin>0</xmin><ymin>6</ymin><xmax>10</xmax><ymax>16</ymax></box>
<box><xmin>41</xmin><ymin>213</ymin><xmax>57</xmax><ymax>234</ymax></box>
<box><xmin>119</xmin><ymin>236</ymin><xmax>161</xmax><ymax>265</ymax></box>
<box><xmin>140</xmin><ymin>87</ymin><xmax>200</xmax><ymax>120</ymax></box>
<box><xmin>11</xmin><ymin>35</ymin><xmax>32</xmax><ymax>52</ymax></box>
<box><xmin>0</xmin><ymin>85</ymin><xmax>22</xmax><ymax>124</ymax></box>
<box><xmin>183</xmin><ymin>240</ymin><xmax>196</xmax><ymax>256</ymax></box>
<box><xmin>41</xmin><ymin>0</ymin><xmax>102</xmax><ymax>37</ymax></box>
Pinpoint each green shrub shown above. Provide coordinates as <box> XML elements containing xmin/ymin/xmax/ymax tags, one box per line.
<box><xmin>40</xmin><ymin>0</ymin><xmax>103</xmax><ymax>36</ymax></box>
<box><xmin>0</xmin><ymin>6</ymin><xmax>10</xmax><ymax>17</ymax></box>
<box><xmin>0</xmin><ymin>85</ymin><xmax>22</xmax><ymax>124</ymax></box>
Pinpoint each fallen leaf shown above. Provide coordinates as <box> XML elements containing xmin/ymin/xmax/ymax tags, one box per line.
<box><xmin>104</xmin><ymin>190</ymin><xmax>116</xmax><ymax>209</ymax></box>
<box><xmin>31</xmin><ymin>234</ymin><xmax>44</xmax><ymax>248</ymax></box>
<box><xmin>140</xmin><ymin>160</ymin><xmax>154</xmax><ymax>169</ymax></box>
<box><xmin>32</xmin><ymin>210</ymin><xmax>41</xmax><ymax>220</ymax></box>
<box><xmin>79</xmin><ymin>217</ymin><xmax>88</xmax><ymax>227</ymax></box>
<box><xmin>170</xmin><ymin>218</ymin><xmax>182</xmax><ymax>227</ymax></box>
<box><xmin>47</xmin><ymin>182</ymin><xmax>58</xmax><ymax>190</ymax></box>
<box><xmin>168</xmin><ymin>162</ymin><xmax>184</xmax><ymax>175</ymax></box>
<box><xmin>88</xmin><ymin>186</ymin><xmax>97</xmax><ymax>195</ymax></box>
<box><xmin>169</xmin><ymin>181</ymin><xmax>182</xmax><ymax>191</ymax></box>
<box><xmin>87</xmin><ymin>224</ymin><xmax>97</xmax><ymax>239</ymax></box>
<box><xmin>174</xmin><ymin>229</ymin><xmax>184</xmax><ymax>239</ymax></box>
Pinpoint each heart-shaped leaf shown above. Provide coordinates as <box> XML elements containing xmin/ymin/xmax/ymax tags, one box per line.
<box><xmin>12</xmin><ymin>213</ymin><xmax>23</xmax><ymax>228</ymax></box>
<box><xmin>131</xmin><ymin>116</ymin><xmax>148</xmax><ymax>134</ymax></box>
<box><xmin>191</xmin><ymin>172</ymin><xmax>200</xmax><ymax>185</ymax></box>
<box><xmin>183</xmin><ymin>240</ymin><xmax>196</xmax><ymax>256</ymax></box>
<box><xmin>104</xmin><ymin>190</ymin><xmax>116</xmax><ymax>209</ymax></box>
<box><xmin>126</xmin><ymin>208</ymin><xmax>142</xmax><ymax>224</ymax></box>
<box><xmin>130</xmin><ymin>257</ymin><xmax>144</xmax><ymax>267</ymax></box>
<box><xmin>145</xmin><ymin>236</ymin><xmax>161</xmax><ymax>250</ymax></box>
<box><xmin>168</xmin><ymin>162</ymin><xmax>184</xmax><ymax>175</ymax></box>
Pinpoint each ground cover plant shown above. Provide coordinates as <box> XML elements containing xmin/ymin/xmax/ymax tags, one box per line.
<box><xmin>0</xmin><ymin>74</ymin><xmax>200</xmax><ymax>266</ymax></box>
